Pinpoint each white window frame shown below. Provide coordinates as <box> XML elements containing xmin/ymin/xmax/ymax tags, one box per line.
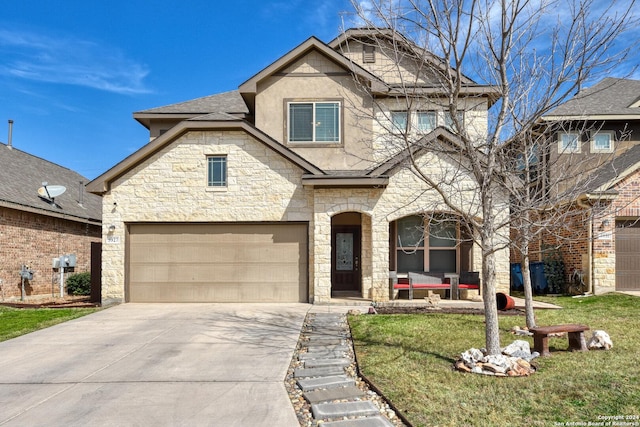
<box><xmin>416</xmin><ymin>111</ymin><xmax>437</xmax><ymax>133</ymax></box>
<box><xmin>558</xmin><ymin>132</ymin><xmax>581</xmax><ymax>154</ymax></box>
<box><xmin>287</xmin><ymin>101</ymin><xmax>341</xmax><ymax>144</ymax></box>
<box><xmin>591</xmin><ymin>131</ymin><xmax>614</xmax><ymax>153</ymax></box>
<box><xmin>206</xmin><ymin>155</ymin><xmax>227</xmax><ymax>188</ymax></box>
<box><xmin>391</xmin><ymin>111</ymin><xmax>409</xmax><ymax>132</ymax></box>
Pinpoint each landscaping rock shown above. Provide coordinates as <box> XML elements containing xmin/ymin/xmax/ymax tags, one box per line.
<box><xmin>588</xmin><ymin>330</ymin><xmax>613</xmax><ymax>350</ymax></box>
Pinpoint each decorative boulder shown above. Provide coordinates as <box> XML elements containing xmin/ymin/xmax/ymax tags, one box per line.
<box><xmin>588</xmin><ymin>330</ymin><xmax>613</xmax><ymax>350</ymax></box>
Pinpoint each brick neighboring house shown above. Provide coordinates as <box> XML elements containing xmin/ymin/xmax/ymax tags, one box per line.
<box><xmin>88</xmin><ymin>29</ymin><xmax>511</xmax><ymax>304</ymax></box>
<box><xmin>0</xmin><ymin>141</ymin><xmax>102</xmax><ymax>300</ymax></box>
<box><xmin>523</xmin><ymin>78</ymin><xmax>640</xmax><ymax>293</ymax></box>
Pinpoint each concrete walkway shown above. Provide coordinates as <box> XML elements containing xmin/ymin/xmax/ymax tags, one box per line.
<box><xmin>0</xmin><ymin>303</ymin><xmax>310</xmax><ymax>427</ymax></box>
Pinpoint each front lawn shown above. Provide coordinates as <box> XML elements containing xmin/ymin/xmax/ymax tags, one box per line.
<box><xmin>349</xmin><ymin>293</ymin><xmax>640</xmax><ymax>427</ymax></box>
<box><xmin>0</xmin><ymin>306</ymin><xmax>99</xmax><ymax>342</ymax></box>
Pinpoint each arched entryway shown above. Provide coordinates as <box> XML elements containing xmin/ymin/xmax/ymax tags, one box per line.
<box><xmin>331</xmin><ymin>212</ymin><xmax>362</xmax><ymax>296</ymax></box>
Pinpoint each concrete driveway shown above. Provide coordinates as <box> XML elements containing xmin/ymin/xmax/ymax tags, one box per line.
<box><xmin>0</xmin><ymin>303</ymin><xmax>311</xmax><ymax>426</ymax></box>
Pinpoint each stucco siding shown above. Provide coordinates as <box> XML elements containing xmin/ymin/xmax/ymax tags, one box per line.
<box><xmin>254</xmin><ymin>51</ymin><xmax>375</xmax><ymax>170</ymax></box>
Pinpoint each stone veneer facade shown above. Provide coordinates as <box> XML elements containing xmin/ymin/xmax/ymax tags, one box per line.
<box><xmin>101</xmin><ymin>129</ymin><xmax>511</xmax><ymax>304</ymax></box>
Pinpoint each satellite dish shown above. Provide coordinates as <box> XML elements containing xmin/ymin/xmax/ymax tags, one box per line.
<box><xmin>38</xmin><ymin>185</ymin><xmax>66</xmax><ymax>199</ymax></box>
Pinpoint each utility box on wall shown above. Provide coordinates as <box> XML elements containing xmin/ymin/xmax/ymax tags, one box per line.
<box><xmin>60</xmin><ymin>254</ymin><xmax>77</xmax><ymax>268</ymax></box>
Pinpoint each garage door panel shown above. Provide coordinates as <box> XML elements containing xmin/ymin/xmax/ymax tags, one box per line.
<box><xmin>616</xmin><ymin>220</ymin><xmax>640</xmax><ymax>291</ymax></box>
<box><xmin>128</xmin><ymin>223</ymin><xmax>308</xmax><ymax>302</ymax></box>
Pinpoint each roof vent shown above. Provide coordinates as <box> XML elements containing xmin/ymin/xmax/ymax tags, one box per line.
<box><xmin>7</xmin><ymin>119</ymin><xmax>13</xmax><ymax>149</ymax></box>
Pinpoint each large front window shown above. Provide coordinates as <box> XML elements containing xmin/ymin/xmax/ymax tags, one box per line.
<box><xmin>288</xmin><ymin>101</ymin><xmax>340</xmax><ymax>143</ymax></box>
<box><xmin>394</xmin><ymin>215</ymin><xmax>464</xmax><ymax>273</ymax></box>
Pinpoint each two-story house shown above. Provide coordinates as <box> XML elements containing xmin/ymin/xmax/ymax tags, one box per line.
<box><xmin>87</xmin><ymin>29</ymin><xmax>511</xmax><ymax>304</ymax></box>
<box><xmin>532</xmin><ymin>77</ymin><xmax>640</xmax><ymax>293</ymax></box>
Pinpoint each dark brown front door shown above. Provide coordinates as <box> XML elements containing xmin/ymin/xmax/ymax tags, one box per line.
<box><xmin>331</xmin><ymin>226</ymin><xmax>361</xmax><ymax>293</ymax></box>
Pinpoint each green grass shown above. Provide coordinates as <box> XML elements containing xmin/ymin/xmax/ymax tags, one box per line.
<box><xmin>0</xmin><ymin>306</ymin><xmax>99</xmax><ymax>342</ymax></box>
<box><xmin>349</xmin><ymin>293</ymin><xmax>640</xmax><ymax>427</ymax></box>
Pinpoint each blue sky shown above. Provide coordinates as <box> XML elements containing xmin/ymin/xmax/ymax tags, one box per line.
<box><xmin>0</xmin><ymin>0</ymin><xmax>354</xmax><ymax>180</ymax></box>
<box><xmin>1</xmin><ymin>1</ymin><xmax>638</xmax><ymax>181</ymax></box>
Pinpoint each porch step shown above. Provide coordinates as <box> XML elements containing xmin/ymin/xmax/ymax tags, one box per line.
<box><xmin>311</xmin><ymin>401</ymin><xmax>379</xmax><ymax>419</ymax></box>
<box><xmin>296</xmin><ymin>375</ymin><xmax>355</xmax><ymax>392</ymax></box>
<box><xmin>303</xmin><ymin>385</ymin><xmax>365</xmax><ymax>404</ymax></box>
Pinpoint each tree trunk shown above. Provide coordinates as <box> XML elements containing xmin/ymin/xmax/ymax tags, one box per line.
<box><xmin>521</xmin><ymin>254</ymin><xmax>537</xmax><ymax>328</ymax></box>
<box><xmin>482</xmin><ymin>248</ymin><xmax>501</xmax><ymax>355</ymax></box>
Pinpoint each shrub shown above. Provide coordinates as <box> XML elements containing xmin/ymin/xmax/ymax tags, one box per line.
<box><xmin>66</xmin><ymin>272</ymin><xmax>92</xmax><ymax>296</ymax></box>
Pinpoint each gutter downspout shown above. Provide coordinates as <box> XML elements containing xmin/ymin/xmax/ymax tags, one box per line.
<box><xmin>577</xmin><ymin>195</ymin><xmax>593</xmax><ymax>294</ymax></box>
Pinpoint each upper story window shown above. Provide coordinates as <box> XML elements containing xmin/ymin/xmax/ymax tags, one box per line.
<box><xmin>591</xmin><ymin>132</ymin><xmax>614</xmax><ymax>153</ymax></box>
<box><xmin>390</xmin><ymin>110</ymin><xmax>460</xmax><ymax>134</ymax></box>
<box><xmin>558</xmin><ymin>132</ymin><xmax>581</xmax><ymax>154</ymax></box>
<box><xmin>417</xmin><ymin>111</ymin><xmax>437</xmax><ymax>133</ymax></box>
<box><xmin>444</xmin><ymin>111</ymin><xmax>464</xmax><ymax>132</ymax></box>
<box><xmin>207</xmin><ymin>156</ymin><xmax>227</xmax><ymax>187</ymax></box>
<box><xmin>288</xmin><ymin>101</ymin><xmax>340</xmax><ymax>143</ymax></box>
<box><xmin>391</xmin><ymin>111</ymin><xmax>409</xmax><ymax>132</ymax></box>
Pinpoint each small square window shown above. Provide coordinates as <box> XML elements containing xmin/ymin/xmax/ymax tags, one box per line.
<box><xmin>558</xmin><ymin>132</ymin><xmax>581</xmax><ymax>153</ymax></box>
<box><xmin>591</xmin><ymin>132</ymin><xmax>613</xmax><ymax>152</ymax></box>
<box><xmin>391</xmin><ymin>111</ymin><xmax>408</xmax><ymax>132</ymax></box>
<box><xmin>416</xmin><ymin>111</ymin><xmax>437</xmax><ymax>133</ymax></box>
<box><xmin>207</xmin><ymin>156</ymin><xmax>227</xmax><ymax>187</ymax></box>
<box><xmin>444</xmin><ymin>111</ymin><xmax>464</xmax><ymax>132</ymax></box>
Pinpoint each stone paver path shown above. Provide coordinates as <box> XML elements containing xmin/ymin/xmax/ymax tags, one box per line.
<box><xmin>293</xmin><ymin>313</ymin><xmax>398</xmax><ymax>426</ymax></box>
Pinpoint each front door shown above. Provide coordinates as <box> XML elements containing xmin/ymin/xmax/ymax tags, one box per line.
<box><xmin>331</xmin><ymin>226</ymin><xmax>361</xmax><ymax>293</ymax></box>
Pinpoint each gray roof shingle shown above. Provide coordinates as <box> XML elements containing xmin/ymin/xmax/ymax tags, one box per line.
<box><xmin>0</xmin><ymin>143</ymin><xmax>102</xmax><ymax>222</ymax></box>
<box><xmin>135</xmin><ymin>90</ymin><xmax>249</xmax><ymax>115</ymax></box>
<box><xmin>585</xmin><ymin>144</ymin><xmax>640</xmax><ymax>192</ymax></box>
<box><xmin>549</xmin><ymin>78</ymin><xmax>640</xmax><ymax>117</ymax></box>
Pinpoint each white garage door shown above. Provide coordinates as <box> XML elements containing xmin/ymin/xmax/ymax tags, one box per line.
<box><xmin>616</xmin><ymin>220</ymin><xmax>640</xmax><ymax>291</ymax></box>
<box><xmin>128</xmin><ymin>223</ymin><xmax>308</xmax><ymax>302</ymax></box>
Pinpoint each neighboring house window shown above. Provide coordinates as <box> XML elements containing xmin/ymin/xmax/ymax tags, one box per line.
<box><xmin>395</xmin><ymin>215</ymin><xmax>459</xmax><ymax>273</ymax></box>
<box><xmin>591</xmin><ymin>132</ymin><xmax>614</xmax><ymax>153</ymax></box>
<box><xmin>416</xmin><ymin>111</ymin><xmax>437</xmax><ymax>133</ymax></box>
<box><xmin>288</xmin><ymin>101</ymin><xmax>340</xmax><ymax>143</ymax></box>
<box><xmin>444</xmin><ymin>111</ymin><xmax>464</xmax><ymax>132</ymax></box>
<box><xmin>207</xmin><ymin>156</ymin><xmax>227</xmax><ymax>187</ymax></box>
<box><xmin>363</xmin><ymin>45</ymin><xmax>375</xmax><ymax>63</ymax></box>
<box><xmin>391</xmin><ymin>111</ymin><xmax>409</xmax><ymax>132</ymax></box>
<box><xmin>558</xmin><ymin>132</ymin><xmax>581</xmax><ymax>153</ymax></box>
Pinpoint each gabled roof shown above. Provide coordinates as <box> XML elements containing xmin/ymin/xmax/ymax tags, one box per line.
<box><xmin>329</xmin><ymin>28</ymin><xmax>501</xmax><ymax>105</ymax></box>
<box><xmin>0</xmin><ymin>143</ymin><xmax>102</xmax><ymax>224</ymax></box>
<box><xmin>544</xmin><ymin>78</ymin><xmax>640</xmax><ymax>120</ymax></box>
<box><xmin>586</xmin><ymin>144</ymin><xmax>640</xmax><ymax>193</ymax></box>
<box><xmin>87</xmin><ymin>120</ymin><xmax>326</xmax><ymax>194</ymax></box>
<box><xmin>133</xmin><ymin>90</ymin><xmax>249</xmax><ymax>128</ymax></box>
<box><xmin>238</xmin><ymin>36</ymin><xmax>387</xmax><ymax>114</ymax></box>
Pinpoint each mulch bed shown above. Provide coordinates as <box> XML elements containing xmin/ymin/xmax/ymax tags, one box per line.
<box><xmin>0</xmin><ymin>296</ymin><xmax>100</xmax><ymax>309</ymax></box>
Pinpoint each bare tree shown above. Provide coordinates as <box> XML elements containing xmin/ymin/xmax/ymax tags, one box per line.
<box><xmin>344</xmin><ymin>0</ymin><xmax>636</xmax><ymax>353</ymax></box>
